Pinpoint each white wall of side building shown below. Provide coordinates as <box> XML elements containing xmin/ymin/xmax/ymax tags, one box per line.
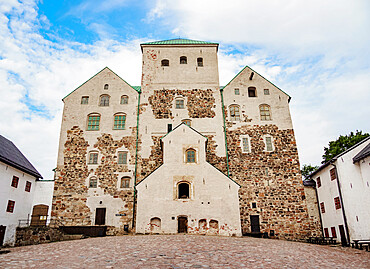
<box><xmin>32</xmin><ymin>180</ymin><xmax>55</xmax><ymax>224</ymax></box>
<box><xmin>313</xmin><ymin>138</ymin><xmax>370</xmax><ymax>242</ymax></box>
<box><xmin>0</xmin><ymin>161</ymin><xmax>37</xmax><ymax>245</ymax></box>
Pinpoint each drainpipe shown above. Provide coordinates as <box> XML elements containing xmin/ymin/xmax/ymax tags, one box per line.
<box><xmin>132</xmin><ymin>90</ymin><xmax>141</xmax><ymax>230</ymax></box>
<box><xmin>331</xmin><ymin>162</ymin><xmax>350</xmax><ymax>246</ymax></box>
<box><xmin>220</xmin><ymin>88</ymin><xmax>230</xmax><ymax>177</ymax></box>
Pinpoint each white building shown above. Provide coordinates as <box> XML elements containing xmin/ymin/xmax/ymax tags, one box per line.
<box><xmin>0</xmin><ymin>135</ymin><xmax>52</xmax><ymax>246</ymax></box>
<box><xmin>136</xmin><ymin>123</ymin><xmax>241</xmax><ymax>236</ymax></box>
<box><xmin>310</xmin><ymin>137</ymin><xmax>370</xmax><ymax>245</ymax></box>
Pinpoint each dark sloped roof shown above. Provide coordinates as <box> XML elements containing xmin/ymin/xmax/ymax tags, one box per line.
<box><xmin>0</xmin><ymin>135</ymin><xmax>43</xmax><ymax>178</ymax></box>
<box><xmin>353</xmin><ymin>142</ymin><xmax>370</xmax><ymax>163</ymax></box>
<box><xmin>141</xmin><ymin>38</ymin><xmax>218</xmax><ymax>45</ymax></box>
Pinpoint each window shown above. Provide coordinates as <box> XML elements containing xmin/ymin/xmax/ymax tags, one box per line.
<box><xmin>197</xmin><ymin>57</ymin><xmax>203</xmax><ymax>67</ymax></box>
<box><xmin>25</xmin><ymin>181</ymin><xmax>32</xmax><ymax>192</ymax></box>
<box><xmin>81</xmin><ymin>96</ymin><xmax>89</xmax><ymax>104</ymax></box>
<box><xmin>265</xmin><ymin>136</ymin><xmax>273</xmax><ymax>152</ymax></box>
<box><xmin>180</xmin><ymin>56</ymin><xmax>187</xmax><ymax>64</ymax></box>
<box><xmin>114</xmin><ymin>114</ymin><xmax>126</xmax><ymax>130</ymax></box>
<box><xmin>229</xmin><ymin>105</ymin><xmax>240</xmax><ymax>121</ymax></box>
<box><xmin>167</xmin><ymin>124</ymin><xmax>172</xmax><ymax>133</ymax></box>
<box><xmin>104</xmin><ymin>84</ymin><xmax>109</xmax><ymax>90</ymax></box>
<box><xmin>11</xmin><ymin>176</ymin><xmax>19</xmax><ymax>188</ymax></box>
<box><xmin>334</xmin><ymin>197</ymin><xmax>341</xmax><ymax>209</ymax></box>
<box><xmin>248</xmin><ymin>87</ymin><xmax>256</xmax><ymax>97</ymax></box>
<box><xmin>118</xmin><ymin>151</ymin><xmax>128</xmax><ymax>164</ymax></box>
<box><xmin>176</xmin><ymin>99</ymin><xmax>184</xmax><ymax>109</ymax></box>
<box><xmin>264</xmin><ymin>89</ymin><xmax>270</xmax><ymax>95</ymax></box>
<box><xmin>330</xmin><ymin>168</ymin><xmax>336</xmax><ymax>181</ymax></box>
<box><xmin>6</xmin><ymin>200</ymin><xmax>15</xmax><ymax>213</ymax></box>
<box><xmin>234</xmin><ymin>88</ymin><xmax>240</xmax><ymax>95</ymax></box>
<box><xmin>324</xmin><ymin>228</ymin><xmax>329</xmax><ymax>237</ymax></box>
<box><xmin>121</xmin><ymin>177</ymin><xmax>130</xmax><ymax>188</ymax></box>
<box><xmin>87</xmin><ymin>114</ymin><xmax>100</xmax><ymax>130</ymax></box>
<box><xmin>178</xmin><ymin>182</ymin><xmax>190</xmax><ymax>199</ymax></box>
<box><xmin>89</xmin><ymin>177</ymin><xmax>97</xmax><ymax>188</ymax></box>
<box><xmin>242</xmin><ymin>137</ymin><xmax>250</xmax><ymax>153</ymax></box>
<box><xmin>121</xmin><ymin>95</ymin><xmax>128</xmax><ymax>104</ymax></box>
<box><xmin>317</xmin><ymin>177</ymin><xmax>321</xmax><ymax>188</ymax></box>
<box><xmin>320</xmin><ymin>202</ymin><xmax>325</xmax><ymax>213</ymax></box>
<box><xmin>99</xmin><ymin>95</ymin><xmax>110</xmax><ymax>106</ymax></box>
<box><xmin>186</xmin><ymin>149</ymin><xmax>196</xmax><ymax>163</ymax></box>
<box><xmin>252</xmin><ymin>202</ymin><xmax>257</xmax><ymax>208</ymax></box>
<box><xmin>88</xmin><ymin>152</ymin><xmax>98</xmax><ymax>164</ymax></box>
<box><xmin>331</xmin><ymin>227</ymin><xmax>337</xmax><ymax>238</ymax></box>
<box><xmin>182</xmin><ymin>119</ymin><xmax>191</xmax><ymax>127</ymax></box>
<box><xmin>260</xmin><ymin>104</ymin><xmax>271</xmax><ymax>121</ymax></box>
<box><xmin>161</xmin><ymin>59</ymin><xmax>169</xmax><ymax>66</ymax></box>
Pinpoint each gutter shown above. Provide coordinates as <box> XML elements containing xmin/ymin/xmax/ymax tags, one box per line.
<box><xmin>132</xmin><ymin>90</ymin><xmax>141</xmax><ymax>230</ymax></box>
<box><xmin>331</xmin><ymin>161</ymin><xmax>350</xmax><ymax>246</ymax></box>
<box><xmin>220</xmin><ymin>88</ymin><xmax>230</xmax><ymax>177</ymax></box>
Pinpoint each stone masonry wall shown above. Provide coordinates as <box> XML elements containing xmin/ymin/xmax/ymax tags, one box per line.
<box><xmin>148</xmin><ymin>89</ymin><xmax>216</xmax><ymax>119</ymax></box>
<box><xmin>225</xmin><ymin>124</ymin><xmax>321</xmax><ymax>240</ymax></box>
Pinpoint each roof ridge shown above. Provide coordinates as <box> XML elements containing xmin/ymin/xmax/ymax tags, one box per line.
<box><xmin>141</xmin><ymin>38</ymin><xmax>218</xmax><ymax>46</ymax></box>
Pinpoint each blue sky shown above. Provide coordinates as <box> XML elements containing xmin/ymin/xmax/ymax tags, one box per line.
<box><xmin>0</xmin><ymin>0</ymin><xmax>369</xmax><ymax>179</ymax></box>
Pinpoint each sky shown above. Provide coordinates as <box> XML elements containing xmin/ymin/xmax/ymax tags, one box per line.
<box><xmin>0</xmin><ymin>0</ymin><xmax>369</xmax><ymax>180</ymax></box>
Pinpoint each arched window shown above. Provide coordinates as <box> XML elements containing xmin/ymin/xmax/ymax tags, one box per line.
<box><xmin>182</xmin><ymin>119</ymin><xmax>191</xmax><ymax>127</ymax></box>
<box><xmin>113</xmin><ymin>113</ymin><xmax>126</xmax><ymax>130</ymax></box>
<box><xmin>197</xmin><ymin>57</ymin><xmax>203</xmax><ymax>67</ymax></box>
<box><xmin>89</xmin><ymin>177</ymin><xmax>98</xmax><ymax>188</ymax></box>
<box><xmin>121</xmin><ymin>95</ymin><xmax>129</xmax><ymax>104</ymax></box>
<box><xmin>178</xmin><ymin>182</ymin><xmax>190</xmax><ymax>199</ymax></box>
<box><xmin>209</xmin><ymin>219</ymin><xmax>219</xmax><ymax>233</ymax></box>
<box><xmin>99</xmin><ymin>95</ymin><xmax>110</xmax><ymax>106</ymax></box>
<box><xmin>87</xmin><ymin>113</ymin><xmax>101</xmax><ymax>130</ymax></box>
<box><xmin>161</xmin><ymin>59</ymin><xmax>169</xmax><ymax>66</ymax></box>
<box><xmin>104</xmin><ymin>84</ymin><xmax>109</xmax><ymax>90</ymax></box>
<box><xmin>248</xmin><ymin>87</ymin><xmax>256</xmax><ymax>97</ymax></box>
<box><xmin>121</xmin><ymin>177</ymin><xmax>130</xmax><ymax>188</ymax></box>
<box><xmin>260</xmin><ymin>104</ymin><xmax>271</xmax><ymax>120</ymax></box>
<box><xmin>229</xmin><ymin>105</ymin><xmax>240</xmax><ymax>121</ymax></box>
<box><xmin>199</xmin><ymin>219</ymin><xmax>207</xmax><ymax>232</ymax></box>
<box><xmin>180</xmin><ymin>56</ymin><xmax>187</xmax><ymax>64</ymax></box>
<box><xmin>186</xmin><ymin>149</ymin><xmax>196</xmax><ymax>163</ymax></box>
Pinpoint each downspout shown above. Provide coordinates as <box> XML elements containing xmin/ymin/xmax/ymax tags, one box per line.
<box><xmin>331</xmin><ymin>162</ymin><xmax>350</xmax><ymax>246</ymax></box>
<box><xmin>132</xmin><ymin>90</ymin><xmax>141</xmax><ymax>230</ymax></box>
<box><xmin>220</xmin><ymin>88</ymin><xmax>230</xmax><ymax>177</ymax></box>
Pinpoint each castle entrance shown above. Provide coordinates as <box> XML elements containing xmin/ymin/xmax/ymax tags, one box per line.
<box><xmin>250</xmin><ymin>215</ymin><xmax>260</xmax><ymax>233</ymax></box>
<box><xmin>178</xmin><ymin>216</ymin><xmax>188</xmax><ymax>233</ymax></box>
<box><xmin>95</xmin><ymin>208</ymin><xmax>106</xmax><ymax>225</ymax></box>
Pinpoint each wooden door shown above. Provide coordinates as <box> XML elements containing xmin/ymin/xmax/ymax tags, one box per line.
<box><xmin>0</xmin><ymin>225</ymin><xmax>6</xmax><ymax>246</ymax></box>
<box><xmin>178</xmin><ymin>216</ymin><xmax>188</xmax><ymax>233</ymax></box>
<box><xmin>250</xmin><ymin>215</ymin><xmax>260</xmax><ymax>233</ymax></box>
<box><xmin>31</xmin><ymin>204</ymin><xmax>49</xmax><ymax>226</ymax></box>
<box><xmin>95</xmin><ymin>208</ymin><xmax>106</xmax><ymax>225</ymax></box>
<box><xmin>339</xmin><ymin>225</ymin><xmax>347</xmax><ymax>246</ymax></box>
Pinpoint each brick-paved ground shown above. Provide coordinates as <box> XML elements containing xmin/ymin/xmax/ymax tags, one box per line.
<box><xmin>0</xmin><ymin>235</ymin><xmax>369</xmax><ymax>268</ymax></box>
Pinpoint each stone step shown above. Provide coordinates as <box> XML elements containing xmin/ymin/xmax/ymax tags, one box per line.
<box><xmin>62</xmin><ymin>234</ymin><xmax>84</xmax><ymax>241</ymax></box>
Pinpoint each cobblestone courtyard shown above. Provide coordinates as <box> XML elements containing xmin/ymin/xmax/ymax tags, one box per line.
<box><xmin>0</xmin><ymin>235</ymin><xmax>369</xmax><ymax>268</ymax></box>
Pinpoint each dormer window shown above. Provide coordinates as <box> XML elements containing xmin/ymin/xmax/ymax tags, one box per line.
<box><xmin>180</xmin><ymin>56</ymin><xmax>187</xmax><ymax>64</ymax></box>
<box><xmin>104</xmin><ymin>84</ymin><xmax>109</xmax><ymax>90</ymax></box>
<box><xmin>161</xmin><ymin>59</ymin><xmax>169</xmax><ymax>66</ymax></box>
<box><xmin>186</xmin><ymin>149</ymin><xmax>196</xmax><ymax>163</ymax></box>
<box><xmin>197</xmin><ymin>57</ymin><xmax>203</xmax><ymax>67</ymax></box>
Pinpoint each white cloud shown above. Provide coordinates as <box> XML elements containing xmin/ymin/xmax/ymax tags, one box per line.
<box><xmin>0</xmin><ymin>1</ymin><xmax>142</xmax><ymax>179</ymax></box>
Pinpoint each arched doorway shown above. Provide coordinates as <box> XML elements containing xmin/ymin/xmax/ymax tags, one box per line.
<box><xmin>150</xmin><ymin>217</ymin><xmax>161</xmax><ymax>233</ymax></box>
<box><xmin>178</xmin><ymin>216</ymin><xmax>188</xmax><ymax>233</ymax></box>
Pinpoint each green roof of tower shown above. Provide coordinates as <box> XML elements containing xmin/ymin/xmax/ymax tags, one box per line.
<box><xmin>141</xmin><ymin>38</ymin><xmax>218</xmax><ymax>46</ymax></box>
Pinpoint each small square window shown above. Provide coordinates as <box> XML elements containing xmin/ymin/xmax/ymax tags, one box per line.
<box><xmin>6</xmin><ymin>200</ymin><xmax>15</xmax><ymax>213</ymax></box>
<box><xmin>252</xmin><ymin>202</ymin><xmax>257</xmax><ymax>208</ymax></box>
<box><xmin>89</xmin><ymin>152</ymin><xmax>98</xmax><ymax>164</ymax></box>
<box><xmin>81</xmin><ymin>96</ymin><xmax>89</xmax><ymax>104</ymax></box>
<box><xmin>118</xmin><ymin>152</ymin><xmax>128</xmax><ymax>164</ymax></box>
<box><xmin>89</xmin><ymin>178</ymin><xmax>97</xmax><ymax>188</ymax></box>
<box><xmin>25</xmin><ymin>181</ymin><xmax>32</xmax><ymax>192</ymax></box>
<box><xmin>11</xmin><ymin>176</ymin><xmax>19</xmax><ymax>188</ymax></box>
<box><xmin>121</xmin><ymin>96</ymin><xmax>128</xmax><ymax>104</ymax></box>
<box><xmin>264</xmin><ymin>89</ymin><xmax>270</xmax><ymax>95</ymax></box>
<box><xmin>176</xmin><ymin>99</ymin><xmax>184</xmax><ymax>109</ymax></box>
<box><xmin>234</xmin><ymin>88</ymin><xmax>240</xmax><ymax>95</ymax></box>
<box><xmin>248</xmin><ymin>87</ymin><xmax>256</xmax><ymax>97</ymax></box>
<box><xmin>121</xmin><ymin>177</ymin><xmax>130</xmax><ymax>188</ymax></box>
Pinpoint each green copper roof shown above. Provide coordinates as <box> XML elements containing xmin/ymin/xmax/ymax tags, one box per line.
<box><xmin>141</xmin><ymin>38</ymin><xmax>218</xmax><ymax>46</ymax></box>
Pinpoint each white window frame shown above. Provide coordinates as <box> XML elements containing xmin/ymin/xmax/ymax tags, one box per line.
<box><xmin>264</xmin><ymin>135</ymin><xmax>274</xmax><ymax>152</ymax></box>
<box><xmin>240</xmin><ymin>135</ymin><xmax>251</xmax><ymax>153</ymax></box>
